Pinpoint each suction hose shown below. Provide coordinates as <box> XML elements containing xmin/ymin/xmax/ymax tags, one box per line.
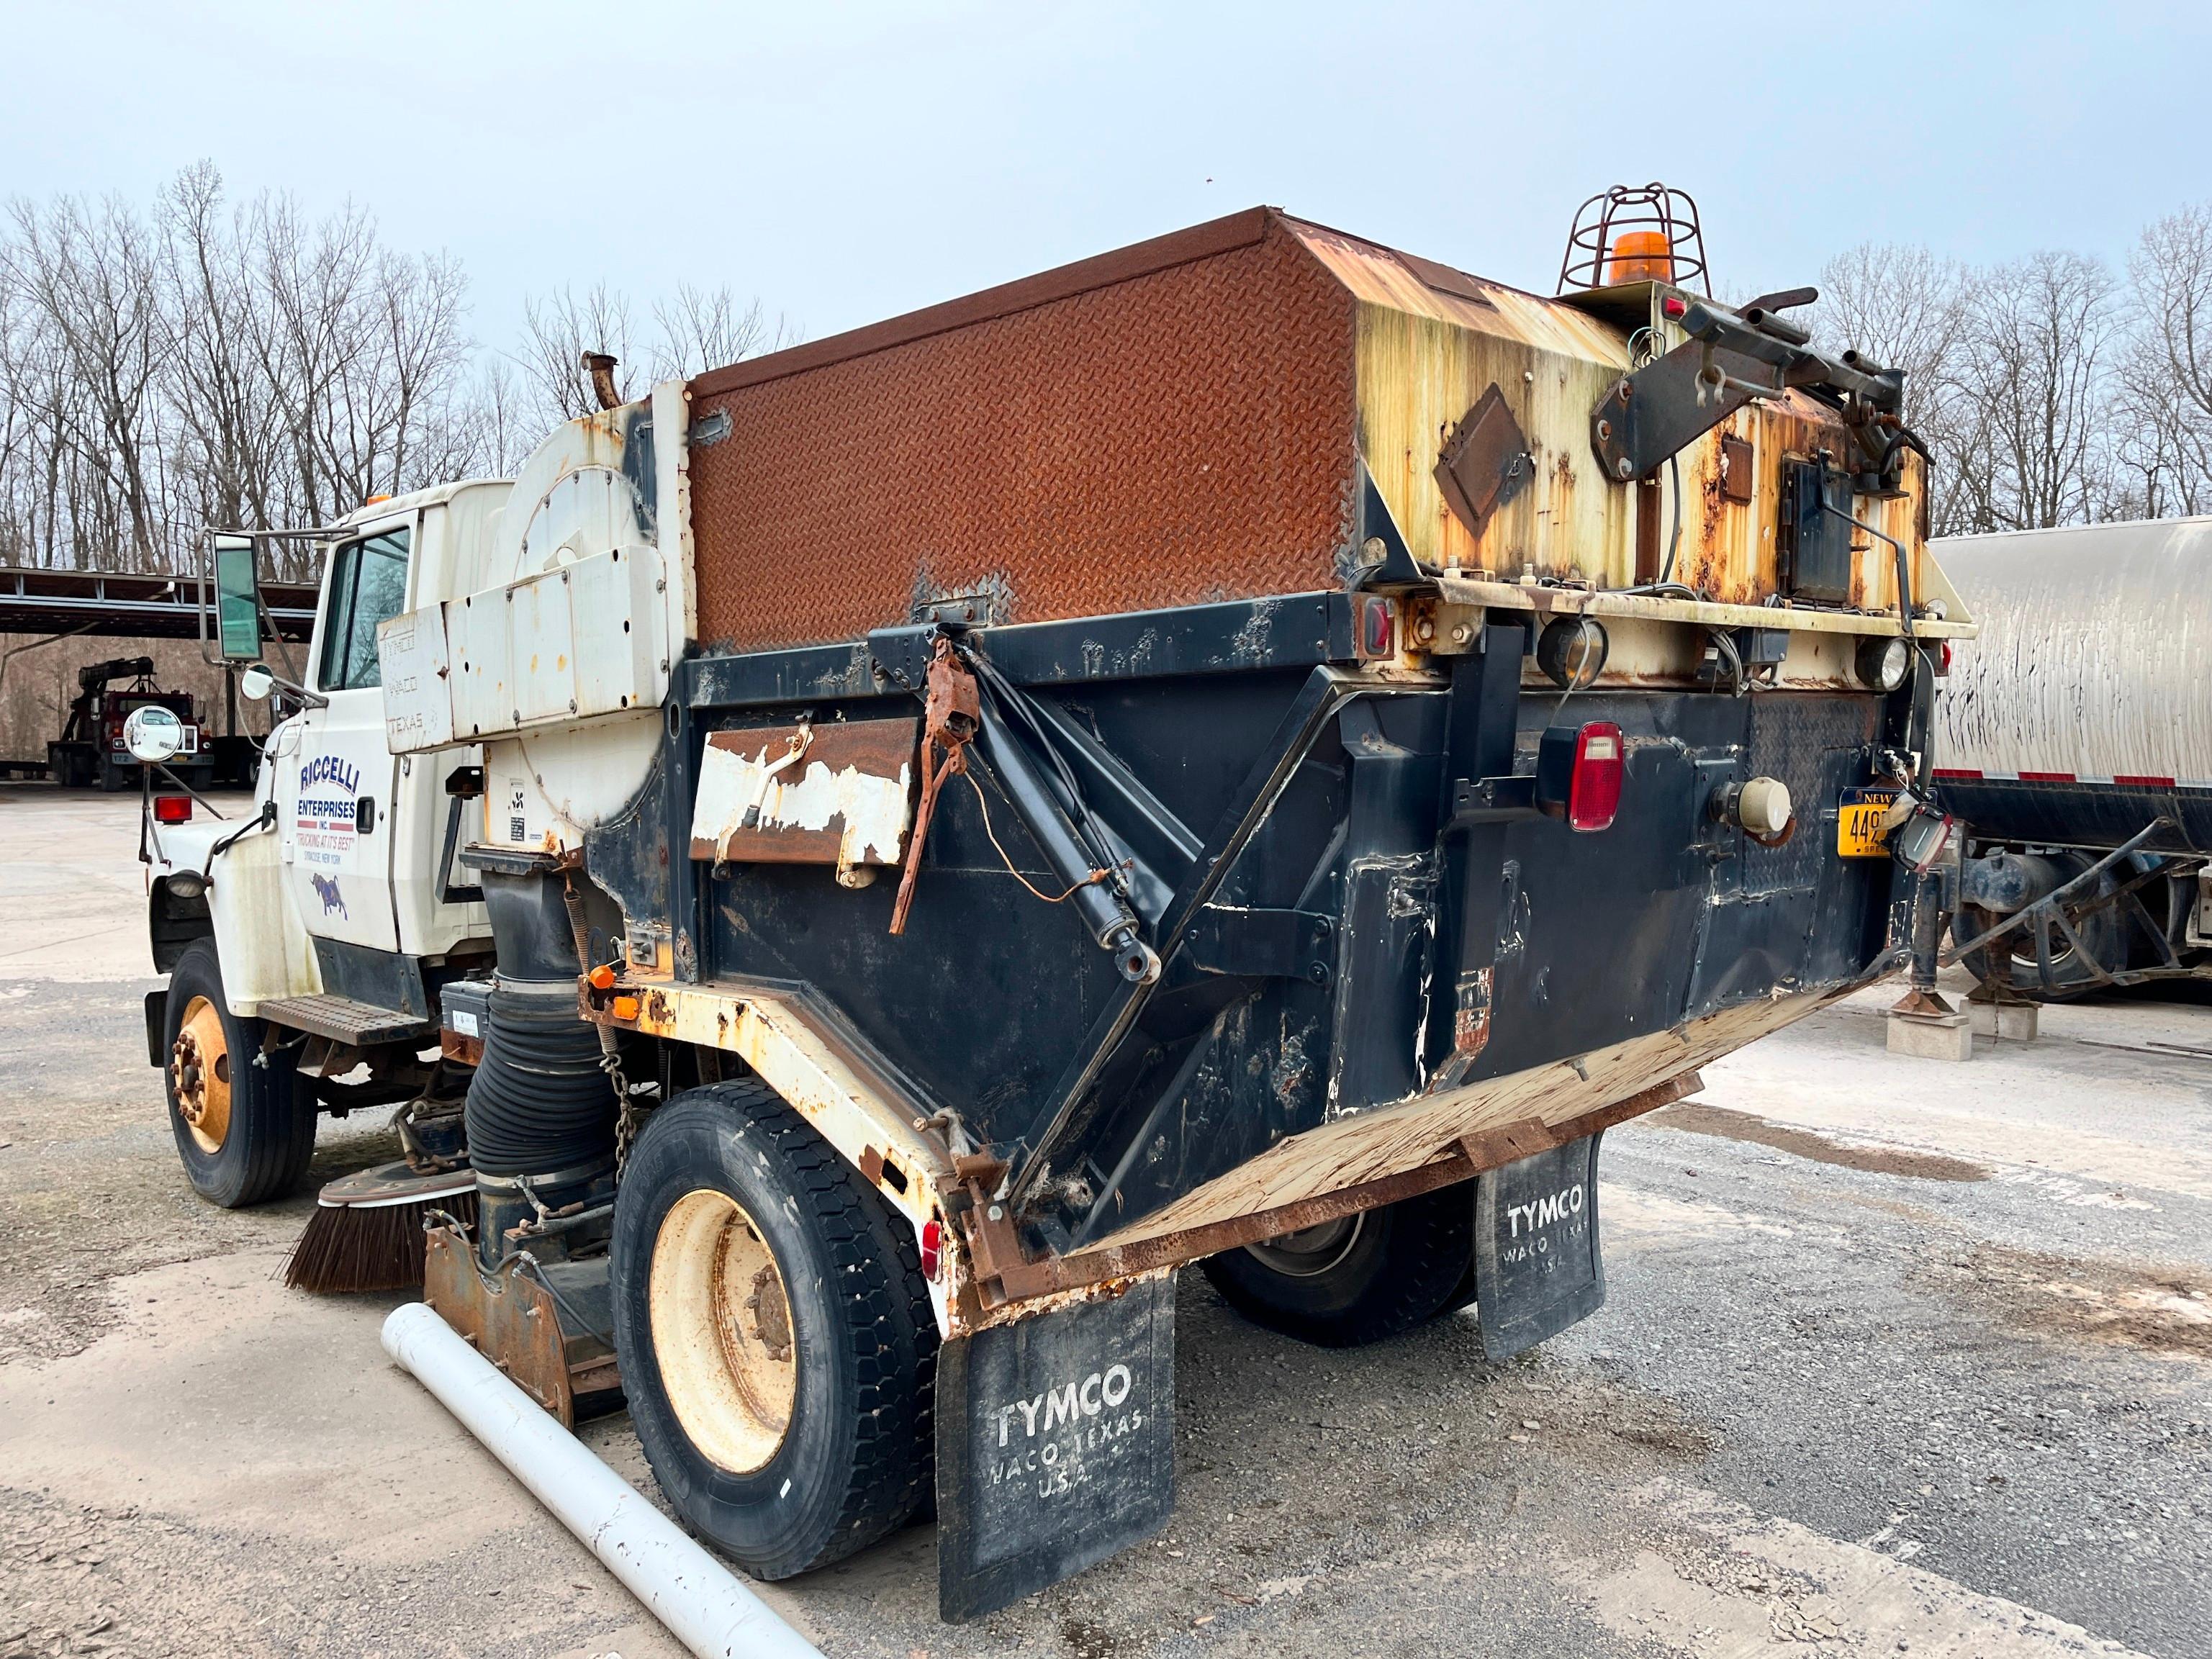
<box><xmin>382</xmin><ymin>1303</ymin><xmax>822</xmax><ymax>1659</ymax></box>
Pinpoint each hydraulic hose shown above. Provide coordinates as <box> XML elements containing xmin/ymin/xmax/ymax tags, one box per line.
<box><xmin>463</xmin><ymin>984</ymin><xmax>617</xmax><ymax>1177</ymax></box>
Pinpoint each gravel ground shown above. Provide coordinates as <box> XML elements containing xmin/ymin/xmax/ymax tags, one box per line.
<box><xmin>1</xmin><ymin>784</ymin><xmax>2206</xmax><ymax>1658</ymax></box>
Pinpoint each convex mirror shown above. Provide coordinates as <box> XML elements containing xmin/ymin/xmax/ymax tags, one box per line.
<box><xmin>122</xmin><ymin>705</ymin><xmax>185</xmax><ymax>764</ymax></box>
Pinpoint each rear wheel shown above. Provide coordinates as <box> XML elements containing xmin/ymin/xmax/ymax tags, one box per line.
<box><xmin>163</xmin><ymin>936</ymin><xmax>315</xmax><ymax>1206</ymax></box>
<box><xmin>1959</xmin><ymin>852</ymin><xmax>2132</xmax><ymax>1001</ymax></box>
<box><xmin>1201</xmin><ymin>1183</ymin><xmax>1476</xmax><ymax>1348</ymax></box>
<box><xmin>612</xmin><ymin>1081</ymin><xmax>935</xmax><ymax>1578</ymax></box>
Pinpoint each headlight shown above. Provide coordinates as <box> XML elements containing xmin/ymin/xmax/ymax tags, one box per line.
<box><xmin>1854</xmin><ymin>634</ymin><xmax>1911</xmax><ymax>692</ymax></box>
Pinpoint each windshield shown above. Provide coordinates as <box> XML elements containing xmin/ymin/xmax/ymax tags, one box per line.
<box><xmin>317</xmin><ymin>525</ymin><xmax>411</xmax><ymax>691</ymax></box>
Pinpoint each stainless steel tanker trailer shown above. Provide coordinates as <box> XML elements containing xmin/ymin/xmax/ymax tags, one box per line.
<box><xmin>1934</xmin><ymin>517</ymin><xmax>2212</xmax><ymax>1000</ymax></box>
<box><xmin>141</xmin><ymin>190</ymin><xmax>1970</xmax><ymax>1619</ymax></box>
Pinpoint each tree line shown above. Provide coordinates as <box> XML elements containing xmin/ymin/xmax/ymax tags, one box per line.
<box><xmin>1813</xmin><ymin>204</ymin><xmax>2212</xmax><ymax>535</ymax></box>
<box><xmin>0</xmin><ymin>164</ymin><xmax>786</xmax><ymax>582</ymax></box>
<box><xmin>6</xmin><ymin>165</ymin><xmax>2208</xmax><ymax>584</ymax></box>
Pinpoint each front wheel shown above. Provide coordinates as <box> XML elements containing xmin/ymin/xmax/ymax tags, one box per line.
<box><xmin>1201</xmin><ymin>1182</ymin><xmax>1476</xmax><ymax>1348</ymax></box>
<box><xmin>163</xmin><ymin>936</ymin><xmax>315</xmax><ymax>1206</ymax></box>
<box><xmin>612</xmin><ymin>1082</ymin><xmax>936</xmax><ymax>1578</ymax></box>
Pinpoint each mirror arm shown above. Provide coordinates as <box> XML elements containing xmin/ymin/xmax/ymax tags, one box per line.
<box><xmin>244</xmin><ymin>664</ymin><xmax>328</xmax><ymax>711</ymax></box>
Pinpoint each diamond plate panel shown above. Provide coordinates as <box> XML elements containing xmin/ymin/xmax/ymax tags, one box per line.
<box><xmin>687</xmin><ymin>220</ymin><xmax>1359</xmax><ymax>651</ymax></box>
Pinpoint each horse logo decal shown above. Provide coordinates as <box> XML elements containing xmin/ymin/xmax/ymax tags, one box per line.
<box><xmin>310</xmin><ymin>873</ymin><xmax>348</xmax><ymax>918</ymax></box>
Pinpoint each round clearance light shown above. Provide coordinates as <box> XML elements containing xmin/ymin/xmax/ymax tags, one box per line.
<box><xmin>1854</xmin><ymin>634</ymin><xmax>1911</xmax><ymax>692</ymax></box>
<box><xmin>1537</xmin><ymin>616</ymin><xmax>1610</xmax><ymax>690</ymax></box>
<box><xmin>122</xmin><ymin>705</ymin><xmax>184</xmax><ymax>764</ymax></box>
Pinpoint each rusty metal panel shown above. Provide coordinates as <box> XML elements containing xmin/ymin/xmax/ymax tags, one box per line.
<box><xmin>424</xmin><ymin>1224</ymin><xmax>577</xmax><ymax>1425</ymax></box>
<box><xmin>688</xmin><ymin>717</ymin><xmax>918</xmax><ymax>868</ymax></box>
<box><xmin>1433</xmin><ymin>384</ymin><xmax>1532</xmax><ymax>541</ymax></box>
<box><xmin>687</xmin><ymin>219</ymin><xmax>1358</xmax><ymax>651</ymax></box>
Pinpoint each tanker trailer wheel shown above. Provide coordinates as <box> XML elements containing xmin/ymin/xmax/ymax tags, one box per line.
<box><xmin>1958</xmin><ymin>852</ymin><xmax>2131</xmax><ymax>1002</ymax></box>
<box><xmin>611</xmin><ymin>1080</ymin><xmax>936</xmax><ymax>1578</ymax></box>
<box><xmin>1201</xmin><ymin>1182</ymin><xmax>1475</xmax><ymax>1349</ymax></box>
<box><xmin>162</xmin><ymin>937</ymin><xmax>315</xmax><ymax>1207</ymax></box>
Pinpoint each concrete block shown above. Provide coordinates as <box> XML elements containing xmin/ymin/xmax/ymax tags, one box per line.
<box><xmin>1887</xmin><ymin>1010</ymin><xmax>1974</xmax><ymax>1062</ymax></box>
<box><xmin>1967</xmin><ymin>1000</ymin><xmax>2040</xmax><ymax>1041</ymax></box>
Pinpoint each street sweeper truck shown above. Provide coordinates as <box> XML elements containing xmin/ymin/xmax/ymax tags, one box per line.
<box><xmin>132</xmin><ymin>184</ymin><xmax>1971</xmax><ymax>1620</ymax></box>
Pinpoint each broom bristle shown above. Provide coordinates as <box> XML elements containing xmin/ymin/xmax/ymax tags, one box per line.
<box><xmin>284</xmin><ymin>1189</ymin><xmax>479</xmax><ymax>1295</ymax></box>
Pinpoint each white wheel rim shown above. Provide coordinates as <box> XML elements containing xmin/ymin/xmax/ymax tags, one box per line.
<box><xmin>649</xmin><ymin>1188</ymin><xmax>798</xmax><ymax>1474</ymax></box>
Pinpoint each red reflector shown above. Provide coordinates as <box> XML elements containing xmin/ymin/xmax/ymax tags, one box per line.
<box><xmin>1360</xmin><ymin>597</ymin><xmax>1395</xmax><ymax>659</ymax></box>
<box><xmin>2113</xmin><ymin>775</ymin><xmax>2176</xmax><ymax>788</ymax></box>
<box><xmin>153</xmin><ymin>795</ymin><xmax>192</xmax><ymax>824</ymax></box>
<box><xmin>1569</xmin><ymin>721</ymin><xmax>1624</xmax><ymax>832</ymax></box>
<box><xmin>1931</xmin><ymin>768</ymin><xmax>1982</xmax><ymax>780</ymax></box>
<box><xmin>920</xmin><ymin>1218</ymin><xmax>944</xmax><ymax>1282</ymax></box>
<box><xmin>1661</xmin><ymin>294</ymin><xmax>1688</xmax><ymax>319</ymax></box>
<box><xmin>2018</xmin><ymin>771</ymin><xmax>2076</xmax><ymax>783</ymax></box>
<box><xmin>1935</xmin><ymin>641</ymin><xmax>1953</xmax><ymax>676</ymax></box>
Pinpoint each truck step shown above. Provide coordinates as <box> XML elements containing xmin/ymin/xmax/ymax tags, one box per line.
<box><xmin>257</xmin><ymin>993</ymin><xmax>435</xmax><ymax>1047</ymax></box>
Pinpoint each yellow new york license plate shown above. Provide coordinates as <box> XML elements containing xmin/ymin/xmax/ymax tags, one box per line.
<box><xmin>1836</xmin><ymin>787</ymin><xmax>1900</xmax><ymax>857</ymax></box>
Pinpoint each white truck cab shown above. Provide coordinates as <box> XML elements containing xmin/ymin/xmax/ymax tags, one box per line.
<box><xmin>151</xmin><ymin>480</ymin><xmax>509</xmax><ymax>1004</ymax></box>
<box><xmin>143</xmin><ymin>480</ymin><xmax>509</xmax><ymax>1203</ymax></box>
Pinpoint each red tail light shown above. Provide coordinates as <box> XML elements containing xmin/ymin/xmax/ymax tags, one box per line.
<box><xmin>153</xmin><ymin>795</ymin><xmax>192</xmax><ymax>825</ymax></box>
<box><xmin>920</xmin><ymin>1217</ymin><xmax>944</xmax><ymax>1281</ymax></box>
<box><xmin>1568</xmin><ymin>722</ymin><xmax>1624</xmax><ymax>832</ymax></box>
<box><xmin>1356</xmin><ymin>595</ymin><xmax>1396</xmax><ymax>659</ymax></box>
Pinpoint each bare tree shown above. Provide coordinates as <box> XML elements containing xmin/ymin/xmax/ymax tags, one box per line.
<box><xmin>650</xmin><ymin>282</ymin><xmax>793</xmax><ymax>379</ymax></box>
<box><xmin>1816</xmin><ymin>243</ymin><xmax>1993</xmax><ymax>535</ymax></box>
<box><xmin>1</xmin><ymin>192</ymin><xmax>173</xmax><ymax>569</ymax></box>
<box><xmin>1951</xmin><ymin>252</ymin><xmax>2123</xmax><ymax>531</ymax></box>
<box><xmin>0</xmin><ymin>167</ymin><xmax>487</xmax><ymax>581</ymax></box>
<box><xmin>1816</xmin><ymin>243</ymin><xmax>1972</xmax><ymax>432</ymax></box>
<box><xmin>513</xmin><ymin>283</ymin><xmax>635</xmax><ymax>427</ymax></box>
<box><xmin>2116</xmin><ymin>204</ymin><xmax>2212</xmax><ymax>517</ymax></box>
<box><xmin>159</xmin><ymin>162</ymin><xmax>286</xmax><ymax>538</ymax></box>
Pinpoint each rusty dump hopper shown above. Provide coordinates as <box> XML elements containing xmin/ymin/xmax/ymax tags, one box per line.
<box><xmin>685</xmin><ymin>206</ymin><xmax>1940</xmax><ymax>653</ymax></box>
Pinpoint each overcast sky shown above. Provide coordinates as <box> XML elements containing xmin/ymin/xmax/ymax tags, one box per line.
<box><xmin>8</xmin><ymin>1</ymin><xmax>2208</xmax><ymax>356</ymax></box>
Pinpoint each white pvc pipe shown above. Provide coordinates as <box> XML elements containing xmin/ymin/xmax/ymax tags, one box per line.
<box><xmin>381</xmin><ymin>1301</ymin><xmax>823</xmax><ymax>1659</ymax></box>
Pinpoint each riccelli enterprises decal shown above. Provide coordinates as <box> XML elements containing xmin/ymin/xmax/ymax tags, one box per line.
<box><xmin>295</xmin><ymin>753</ymin><xmax>361</xmax><ymax>869</ymax></box>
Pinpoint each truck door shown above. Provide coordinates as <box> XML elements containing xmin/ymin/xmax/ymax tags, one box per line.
<box><xmin>276</xmin><ymin>519</ymin><xmax>410</xmax><ymax>954</ymax></box>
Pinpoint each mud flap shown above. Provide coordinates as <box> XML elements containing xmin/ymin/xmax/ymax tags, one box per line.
<box><xmin>1474</xmin><ymin>1131</ymin><xmax>1605</xmax><ymax>1360</ymax></box>
<box><xmin>936</xmin><ymin>1271</ymin><xmax>1177</xmax><ymax>1622</ymax></box>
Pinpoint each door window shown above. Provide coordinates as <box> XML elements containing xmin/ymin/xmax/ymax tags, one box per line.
<box><xmin>317</xmin><ymin>526</ymin><xmax>411</xmax><ymax>691</ymax></box>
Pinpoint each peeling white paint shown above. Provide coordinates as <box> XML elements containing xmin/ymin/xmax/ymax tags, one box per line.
<box><xmin>691</xmin><ymin>739</ymin><xmax>913</xmax><ymax>868</ymax></box>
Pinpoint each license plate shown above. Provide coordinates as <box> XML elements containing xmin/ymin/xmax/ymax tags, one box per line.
<box><xmin>1836</xmin><ymin>786</ymin><xmax>1900</xmax><ymax>857</ymax></box>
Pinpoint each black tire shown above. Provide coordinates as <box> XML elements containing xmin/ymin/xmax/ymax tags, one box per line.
<box><xmin>162</xmin><ymin>936</ymin><xmax>315</xmax><ymax>1207</ymax></box>
<box><xmin>612</xmin><ymin>1082</ymin><xmax>936</xmax><ymax>1578</ymax></box>
<box><xmin>1958</xmin><ymin>852</ymin><xmax>2131</xmax><ymax>1002</ymax></box>
<box><xmin>99</xmin><ymin>759</ymin><xmax>130</xmax><ymax>792</ymax></box>
<box><xmin>1201</xmin><ymin>1182</ymin><xmax>1476</xmax><ymax>1348</ymax></box>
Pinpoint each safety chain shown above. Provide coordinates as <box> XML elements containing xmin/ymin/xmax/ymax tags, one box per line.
<box><xmin>561</xmin><ymin>865</ymin><xmax>650</xmax><ymax>1179</ymax></box>
<box><xmin>606</xmin><ymin>1047</ymin><xmax>652</xmax><ymax>1177</ymax></box>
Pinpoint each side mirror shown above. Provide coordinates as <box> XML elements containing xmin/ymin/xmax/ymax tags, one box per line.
<box><xmin>212</xmin><ymin>534</ymin><xmax>264</xmax><ymax>663</ymax></box>
<box><xmin>122</xmin><ymin>705</ymin><xmax>186</xmax><ymax>764</ymax></box>
<box><xmin>234</xmin><ymin>659</ymin><xmax>326</xmax><ymax>711</ymax></box>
